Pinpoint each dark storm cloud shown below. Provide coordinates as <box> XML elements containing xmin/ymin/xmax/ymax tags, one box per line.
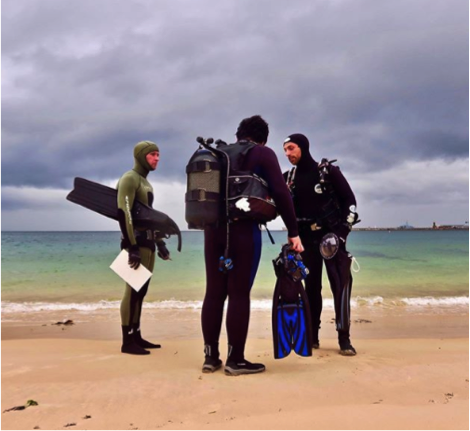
<box><xmin>2</xmin><ymin>0</ymin><xmax>468</xmax><ymax>225</ymax></box>
<box><xmin>1</xmin><ymin>186</ymin><xmax>69</xmax><ymax>210</ymax></box>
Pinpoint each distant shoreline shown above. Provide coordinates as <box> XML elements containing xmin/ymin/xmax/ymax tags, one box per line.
<box><xmin>353</xmin><ymin>227</ymin><xmax>469</xmax><ymax>231</ymax></box>
<box><xmin>2</xmin><ymin>228</ymin><xmax>469</xmax><ymax>233</ymax></box>
<box><xmin>279</xmin><ymin>227</ymin><xmax>469</xmax><ymax>232</ymax></box>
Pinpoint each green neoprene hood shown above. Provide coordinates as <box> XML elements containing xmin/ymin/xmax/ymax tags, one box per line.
<box><xmin>133</xmin><ymin>141</ymin><xmax>159</xmax><ymax>174</ymax></box>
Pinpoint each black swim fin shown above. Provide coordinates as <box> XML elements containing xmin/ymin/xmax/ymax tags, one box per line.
<box><xmin>272</xmin><ymin>245</ymin><xmax>312</xmax><ymax>359</ymax></box>
<box><xmin>67</xmin><ymin>177</ymin><xmax>182</xmax><ymax>251</ymax></box>
<box><xmin>324</xmin><ymin>247</ymin><xmax>353</xmax><ymax>331</ymax></box>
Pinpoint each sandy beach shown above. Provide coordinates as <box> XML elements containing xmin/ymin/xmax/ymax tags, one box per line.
<box><xmin>2</xmin><ymin>308</ymin><xmax>468</xmax><ymax>430</ymax></box>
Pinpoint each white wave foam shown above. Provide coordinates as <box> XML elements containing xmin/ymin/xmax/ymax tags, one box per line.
<box><xmin>143</xmin><ymin>300</ymin><xmax>203</xmax><ymax>310</ymax></box>
<box><xmin>1</xmin><ymin>300</ymin><xmax>121</xmax><ymax>313</ymax></box>
<box><xmin>400</xmin><ymin>296</ymin><xmax>469</xmax><ymax>306</ymax></box>
<box><xmin>352</xmin><ymin>296</ymin><xmax>385</xmax><ymax>306</ymax></box>
<box><xmin>2</xmin><ymin>296</ymin><xmax>468</xmax><ymax>313</ymax></box>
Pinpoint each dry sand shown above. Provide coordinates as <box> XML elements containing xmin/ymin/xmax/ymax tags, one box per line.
<box><xmin>2</xmin><ymin>309</ymin><xmax>468</xmax><ymax>430</ymax></box>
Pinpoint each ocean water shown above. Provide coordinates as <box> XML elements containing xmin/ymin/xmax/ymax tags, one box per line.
<box><xmin>1</xmin><ymin>230</ymin><xmax>468</xmax><ymax>313</ymax></box>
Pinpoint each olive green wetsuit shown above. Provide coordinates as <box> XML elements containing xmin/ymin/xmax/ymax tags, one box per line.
<box><xmin>117</xmin><ymin>141</ymin><xmax>162</xmax><ymax>351</ymax></box>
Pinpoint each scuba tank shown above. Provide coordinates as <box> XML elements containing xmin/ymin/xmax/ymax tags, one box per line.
<box><xmin>185</xmin><ymin>137</ymin><xmax>222</xmax><ymax>229</ymax></box>
<box><xmin>185</xmin><ymin>137</ymin><xmax>233</xmax><ymax>273</ymax></box>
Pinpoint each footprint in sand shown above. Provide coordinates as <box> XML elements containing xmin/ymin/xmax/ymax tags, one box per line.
<box><xmin>443</xmin><ymin>392</ymin><xmax>454</xmax><ymax>403</ymax></box>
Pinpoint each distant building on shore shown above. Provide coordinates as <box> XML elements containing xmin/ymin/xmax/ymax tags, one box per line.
<box><xmin>355</xmin><ymin>221</ymin><xmax>468</xmax><ymax>231</ymax></box>
<box><xmin>281</xmin><ymin>221</ymin><xmax>468</xmax><ymax>232</ymax></box>
<box><xmin>432</xmin><ymin>221</ymin><xmax>469</xmax><ymax>230</ymax></box>
<box><xmin>398</xmin><ymin>221</ymin><xmax>414</xmax><ymax>230</ymax></box>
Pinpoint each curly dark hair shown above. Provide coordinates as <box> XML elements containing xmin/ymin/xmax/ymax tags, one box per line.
<box><xmin>236</xmin><ymin>115</ymin><xmax>269</xmax><ymax>144</ymax></box>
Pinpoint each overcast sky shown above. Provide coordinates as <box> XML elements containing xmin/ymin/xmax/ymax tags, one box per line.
<box><xmin>2</xmin><ymin>0</ymin><xmax>468</xmax><ymax>231</ymax></box>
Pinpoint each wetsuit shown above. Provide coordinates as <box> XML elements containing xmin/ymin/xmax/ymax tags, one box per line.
<box><xmin>202</xmin><ymin>142</ymin><xmax>298</xmax><ymax>363</ymax></box>
<box><xmin>117</xmin><ymin>141</ymin><xmax>164</xmax><ymax>354</ymax></box>
<box><xmin>284</xmin><ymin>140</ymin><xmax>356</xmax><ymax>349</ymax></box>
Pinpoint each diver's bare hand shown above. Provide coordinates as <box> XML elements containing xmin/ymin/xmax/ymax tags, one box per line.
<box><xmin>288</xmin><ymin>236</ymin><xmax>304</xmax><ymax>253</ymax></box>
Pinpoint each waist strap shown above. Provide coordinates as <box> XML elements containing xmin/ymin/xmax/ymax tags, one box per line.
<box><xmin>121</xmin><ymin>229</ymin><xmax>156</xmax><ymax>252</ymax></box>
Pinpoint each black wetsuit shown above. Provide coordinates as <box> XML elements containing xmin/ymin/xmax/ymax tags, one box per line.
<box><xmin>284</xmin><ymin>148</ymin><xmax>356</xmax><ymax>345</ymax></box>
<box><xmin>202</xmin><ymin>143</ymin><xmax>298</xmax><ymax>362</ymax></box>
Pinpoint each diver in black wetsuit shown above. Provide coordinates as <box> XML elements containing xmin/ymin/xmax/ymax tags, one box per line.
<box><xmin>283</xmin><ymin>133</ymin><xmax>359</xmax><ymax>356</ymax></box>
<box><xmin>201</xmin><ymin>116</ymin><xmax>304</xmax><ymax>376</ymax></box>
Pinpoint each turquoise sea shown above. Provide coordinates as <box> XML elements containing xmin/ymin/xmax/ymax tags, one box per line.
<box><xmin>1</xmin><ymin>230</ymin><xmax>468</xmax><ymax>314</ymax></box>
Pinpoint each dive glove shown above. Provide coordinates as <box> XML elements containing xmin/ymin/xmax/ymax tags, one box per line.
<box><xmin>128</xmin><ymin>245</ymin><xmax>141</xmax><ymax>269</ymax></box>
<box><xmin>157</xmin><ymin>240</ymin><xmax>170</xmax><ymax>260</ymax></box>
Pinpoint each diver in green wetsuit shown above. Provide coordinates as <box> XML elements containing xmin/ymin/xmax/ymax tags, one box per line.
<box><xmin>117</xmin><ymin>141</ymin><xmax>170</xmax><ymax>355</ymax></box>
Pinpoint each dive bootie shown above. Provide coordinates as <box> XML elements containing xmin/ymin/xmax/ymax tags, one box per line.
<box><xmin>202</xmin><ymin>344</ymin><xmax>222</xmax><ymax>373</ymax></box>
<box><xmin>224</xmin><ymin>359</ymin><xmax>266</xmax><ymax>376</ymax></box>
<box><xmin>121</xmin><ymin>326</ymin><xmax>150</xmax><ymax>355</ymax></box>
<box><xmin>133</xmin><ymin>325</ymin><xmax>161</xmax><ymax>349</ymax></box>
<box><xmin>225</xmin><ymin>344</ymin><xmax>265</xmax><ymax>375</ymax></box>
<box><xmin>312</xmin><ymin>325</ymin><xmax>320</xmax><ymax>349</ymax></box>
<box><xmin>338</xmin><ymin>332</ymin><xmax>356</xmax><ymax>356</ymax></box>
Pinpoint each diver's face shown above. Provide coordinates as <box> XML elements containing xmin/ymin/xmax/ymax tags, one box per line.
<box><xmin>146</xmin><ymin>151</ymin><xmax>160</xmax><ymax>170</ymax></box>
<box><xmin>283</xmin><ymin>143</ymin><xmax>301</xmax><ymax>165</ymax></box>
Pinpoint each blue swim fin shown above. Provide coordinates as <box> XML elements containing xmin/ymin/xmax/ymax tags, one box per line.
<box><xmin>272</xmin><ymin>245</ymin><xmax>312</xmax><ymax>360</ymax></box>
<box><xmin>274</xmin><ymin>297</ymin><xmax>312</xmax><ymax>359</ymax></box>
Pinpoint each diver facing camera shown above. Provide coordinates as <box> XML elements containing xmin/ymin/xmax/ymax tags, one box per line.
<box><xmin>283</xmin><ymin>133</ymin><xmax>359</xmax><ymax>356</ymax></box>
